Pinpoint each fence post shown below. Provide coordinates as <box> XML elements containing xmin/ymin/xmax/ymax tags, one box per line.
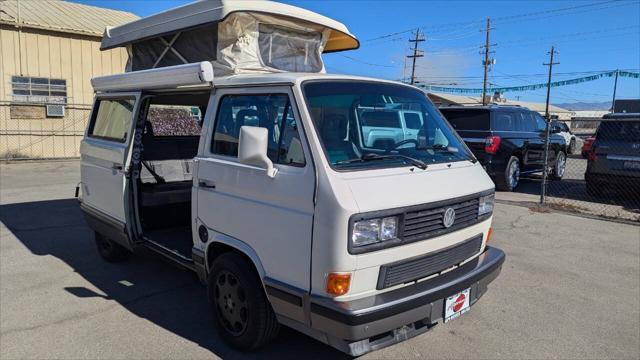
<box><xmin>540</xmin><ymin>118</ymin><xmax>551</xmax><ymax>204</ymax></box>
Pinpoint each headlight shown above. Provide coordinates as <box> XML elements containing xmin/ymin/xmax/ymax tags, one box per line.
<box><xmin>478</xmin><ymin>193</ymin><xmax>495</xmax><ymax>216</ymax></box>
<box><xmin>352</xmin><ymin>216</ymin><xmax>399</xmax><ymax>247</ymax></box>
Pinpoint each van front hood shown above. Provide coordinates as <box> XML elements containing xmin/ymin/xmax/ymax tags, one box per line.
<box><xmin>342</xmin><ymin>162</ymin><xmax>494</xmax><ymax>212</ymax></box>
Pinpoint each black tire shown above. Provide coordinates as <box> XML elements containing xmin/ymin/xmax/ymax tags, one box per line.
<box><xmin>495</xmin><ymin>156</ymin><xmax>520</xmax><ymax>192</ymax></box>
<box><xmin>94</xmin><ymin>231</ymin><xmax>131</xmax><ymax>262</ymax></box>
<box><xmin>208</xmin><ymin>252</ymin><xmax>279</xmax><ymax>351</ymax></box>
<box><xmin>551</xmin><ymin>151</ymin><xmax>566</xmax><ymax>180</ymax></box>
<box><xmin>586</xmin><ymin>179</ymin><xmax>603</xmax><ymax>197</ymax></box>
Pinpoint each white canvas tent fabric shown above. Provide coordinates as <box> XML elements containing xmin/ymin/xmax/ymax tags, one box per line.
<box><xmin>215</xmin><ymin>12</ymin><xmax>328</xmax><ymax>74</ymax></box>
<box><xmin>100</xmin><ymin>0</ymin><xmax>359</xmax><ymax>76</ymax></box>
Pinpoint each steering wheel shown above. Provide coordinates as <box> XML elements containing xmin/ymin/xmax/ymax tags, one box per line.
<box><xmin>392</xmin><ymin>139</ymin><xmax>419</xmax><ymax>149</ymax></box>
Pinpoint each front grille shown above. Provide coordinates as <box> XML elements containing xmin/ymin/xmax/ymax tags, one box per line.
<box><xmin>402</xmin><ymin>198</ymin><xmax>480</xmax><ymax>241</ymax></box>
<box><xmin>377</xmin><ymin>235</ymin><xmax>483</xmax><ymax>289</ymax></box>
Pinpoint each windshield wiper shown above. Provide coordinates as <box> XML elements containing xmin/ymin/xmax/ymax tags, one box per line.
<box><xmin>421</xmin><ymin>144</ymin><xmax>477</xmax><ymax>163</ymax></box>
<box><xmin>336</xmin><ymin>153</ymin><xmax>428</xmax><ymax>170</ymax></box>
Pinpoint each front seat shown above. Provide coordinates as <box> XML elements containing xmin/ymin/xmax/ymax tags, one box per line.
<box><xmin>321</xmin><ymin>114</ymin><xmax>357</xmax><ymax>163</ymax></box>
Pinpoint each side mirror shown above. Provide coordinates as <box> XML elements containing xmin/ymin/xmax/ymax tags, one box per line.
<box><xmin>238</xmin><ymin>126</ymin><xmax>277</xmax><ymax>178</ymax></box>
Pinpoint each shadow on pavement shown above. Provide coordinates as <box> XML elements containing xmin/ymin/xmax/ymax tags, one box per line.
<box><xmin>0</xmin><ymin>198</ymin><xmax>349</xmax><ymax>360</ymax></box>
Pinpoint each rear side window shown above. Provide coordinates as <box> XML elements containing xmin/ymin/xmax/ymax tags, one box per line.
<box><xmin>361</xmin><ymin>111</ymin><xmax>401</xmax><ymax>128</ymax></box>
<box><xmin>533</xmin><ymin>113</ymin><xmax>548</xmax><ymax>131</ymax></box>
<box><xmin>439</xmin><ymin>109</ymin><xmax>490</xmax><ymax>131</ymax></box>
<box><xmin>492</xmin><ymin>112</ymin><xmax>517</xmax><ymax>131</ymax></box>
<box><xmin>404</xmin><ymin>112</ymin><xmax>422</xmax><ymax>129</ymax></box>
<box><xmin>519</xmin><ymin>112</ymin><xmax>538</xmax><ymax>132</ymax></box>
<box><xmin>89</xmin><ymin>98</ymin><xmax>135</xmax><ymax>142</ymax></box>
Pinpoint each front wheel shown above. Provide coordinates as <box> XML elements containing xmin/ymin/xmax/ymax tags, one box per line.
<box><xmin>495</xmin><ymin>156</ymin><xmax>520</xmax><ymax>191</ymax></box>
<box><xmin>208</xmin><ymin>253</ymin><xmax>279</xmax><ymax>351</ymax></box>
<box><xmin>551</xmin><ymin>151</ymin><xmax>566</xmax><ymax>180</ymax></box>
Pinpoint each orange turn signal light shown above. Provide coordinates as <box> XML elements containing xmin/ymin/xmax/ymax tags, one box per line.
<box><xmin>486</xmin><ymin>227</ymin><xmax>493</xmax><ymax>245</ymax></box>
<box><xmin>326</xmin><ymin>273</ymin><xmax>351</xmax><ymax>296</ymax></box>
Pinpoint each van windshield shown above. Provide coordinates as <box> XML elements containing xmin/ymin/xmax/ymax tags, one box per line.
<box><xmin>303</xmin><ymin>81</ymin><xmax>474</xmax><ymax>170</ymax></box>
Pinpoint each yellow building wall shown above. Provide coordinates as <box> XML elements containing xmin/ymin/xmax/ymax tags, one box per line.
<box><xmin>0</xmin><ymin>25</ymin><xmax>128</xmax><ymax>159</ymax></box>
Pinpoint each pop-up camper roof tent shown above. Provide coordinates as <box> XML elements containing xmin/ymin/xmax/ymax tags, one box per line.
<box><xmin>100</xmin><ymin>0</ymin><xmax>359</xmax><ymax>76</ymax></box>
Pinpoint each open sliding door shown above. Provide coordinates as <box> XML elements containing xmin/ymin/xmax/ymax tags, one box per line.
<box><xmin>80</xmin><ymin>92</ymin><xmax>142</xmax><ymax>250</ymax></box>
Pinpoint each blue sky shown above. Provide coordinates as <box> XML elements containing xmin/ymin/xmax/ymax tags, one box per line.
<box><xmin>73</xmin><ymin>0</ymin><xmax>640</xmax><ymax>105</ymax></box>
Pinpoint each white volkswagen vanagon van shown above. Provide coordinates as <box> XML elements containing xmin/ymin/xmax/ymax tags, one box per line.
<box><xmin>78</xmin><ymin>0</ymin><xmax>505</xmax><ymax>356</ymax></box>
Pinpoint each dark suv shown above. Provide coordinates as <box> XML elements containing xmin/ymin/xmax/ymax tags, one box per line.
<box><xmin>440</xmin><ymin>106</ymin><xmax>567</xmax><ymax>191</ymax></box>
<box><xmin>585</xmin><ymin>113</ymin><xmax>640</xmax><ymax>196</ymax></box>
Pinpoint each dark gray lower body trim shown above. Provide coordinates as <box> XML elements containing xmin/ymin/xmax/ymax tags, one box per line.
<box><xmin>310</xmin><ymin>246</ymin><xmax>504</xmax><ymax>327</ymax></box>
<box><xmin>192</xmin><ymin>248</ymin><xmax>207</xmax><ymax>284</ymax></box>
<box><xmin>80</xmin><ymin>202</ymin><xmax>133</xmax><ymax>251</ymax></box>
<box><xmin>263</xmin><ymin>247</ymin><xmax>505</xmax><ymax>356</ymax></box>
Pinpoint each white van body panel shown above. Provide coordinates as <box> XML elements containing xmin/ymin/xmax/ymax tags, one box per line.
<box><xmin>342</xmin><ymin>162</ymin><xmax>491</xmax><ymax>213</ymax></box>
<box><xmin>195</xmin><ymin>86</ymin><xmax>316</xmax><ymax>291</ymax></box>
<box><xmin>80</xmin><ymin>139</ymin><xmax>129</xmax><ymax>220</ymax></box>
<box><xmin>80</xmin><ymin>92</ymin><xmax>141</xmax><ymax>223</ymax></box>
<box><xmin>308</xmin><ymin>161</ymin><xmax>493</xmax><ymax>298</ymax></box>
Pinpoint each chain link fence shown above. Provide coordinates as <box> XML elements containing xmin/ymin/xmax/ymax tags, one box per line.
<box><xmin>0</xmin><ymin>102</ymin><xmax>90</xmax><ymax>160</ymax></box>
<box><xmin>538</xmin><ymin>116</ymin><xmax>640</xmax><ymax>222</ymax></box>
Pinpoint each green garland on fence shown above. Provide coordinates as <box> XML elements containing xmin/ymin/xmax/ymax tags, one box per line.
<box><xmin>415</xmin><ymin>70</ymin><xmax>640</xmax><ymax>94</ymax></box>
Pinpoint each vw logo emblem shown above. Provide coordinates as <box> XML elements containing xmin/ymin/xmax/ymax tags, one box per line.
<box><xmin>443</xmin><ymin>208</ymin><xmax>456</xmax><ymax>228</ymax></box>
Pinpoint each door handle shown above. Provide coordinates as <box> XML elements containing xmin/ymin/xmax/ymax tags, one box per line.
<box><xmin>199</xmin><ymin>180</ymin><xmax>216</xmax><ymax>189</ymax></box>
<box><xmin>112</xmin><ymin>163</ymin><xmax>123</xmax><ymax>170</ymax></box>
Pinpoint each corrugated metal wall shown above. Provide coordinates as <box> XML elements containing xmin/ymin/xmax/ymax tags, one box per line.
<box><xmin>1</xmin><ymin>26</ymin><xmax>129</xmax><ymax>159</ymax></box>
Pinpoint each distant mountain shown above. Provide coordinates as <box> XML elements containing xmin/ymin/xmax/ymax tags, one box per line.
<box><xmin>553</xmin><ymin>101</ymin><xmax>611</xmax><ymax>111</ymax></box>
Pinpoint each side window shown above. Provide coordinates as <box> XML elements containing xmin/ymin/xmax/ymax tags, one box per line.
<box><xmin>89</xmin><ymin>98</ymin><xmax>135</xmax><ymax>142</ymax></box>
<box><xmin>493</xmin><ymin>112</ymin><xmax>515</xmax><ymax>131</ymax></box>
<box><xmin>211</xmin><ymin>94</ymin><xmax>305</xmax><ymax>166</ymax></box>
<box><xmin>533</xmin><ymin>113</ymin><xmax>548</xmax><ymax>131</ymax></box>
<box><xmin>404</xmin><ymin>112</ymin><xmax>422</xmax><ymax>129</ymax></box>
<box><xmin>520</xmin><ymin>112</ymin><xmax>537</xmax><ymax>132</ymax></box>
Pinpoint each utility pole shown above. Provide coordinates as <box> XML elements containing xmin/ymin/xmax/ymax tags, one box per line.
<box><xmin>540</xmin><ymin>46</ymin><xmax>559</xmax><ymax>205</ymax></box>
<box><xmin>481</xmin><ymin>18</ymin><xmax>495</xmax><ymax>105</ymax></box>
<box><xmin>611</xmin><ymin>69</ymin><xmax>619</xmax><ymax>112</ymax></box>
<box><xmin>407</xmin><ymin>28</ymin><xmax>425</xmax><ymax>85</ymax></box>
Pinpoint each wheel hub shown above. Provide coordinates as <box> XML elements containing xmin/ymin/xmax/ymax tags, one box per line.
<box><xmin>214</xmin><ymin>270</ymin><xmax>248</xmax><ymax>336</ymax></box>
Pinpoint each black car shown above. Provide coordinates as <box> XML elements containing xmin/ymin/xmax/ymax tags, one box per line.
<box><xmin>585</xmin><ymin>113</ymin><xmax>640</xmax><ymax>196</ymax></box>
<box><xmin>440</xmin><ymin>106</ymin><xmax>568</xmax><ymax>191</ymax></box>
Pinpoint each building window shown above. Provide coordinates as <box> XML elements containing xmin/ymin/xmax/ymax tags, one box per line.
<box><xmin>11</xmin><ymin>76</ymin><xmax>67</xmax><ymax>104</ymax></box>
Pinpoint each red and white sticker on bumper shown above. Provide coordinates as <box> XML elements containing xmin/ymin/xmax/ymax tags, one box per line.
<box><xmin>444</xmin><ymin>288</ymin><xmax>471</xmax><ymax>323</ymax></box>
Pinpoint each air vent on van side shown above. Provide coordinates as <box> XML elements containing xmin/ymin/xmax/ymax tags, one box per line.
<box><xmin>46</xmin><ymin>104</ymin><xmax>65</xmax><ymax>118</ymax></box>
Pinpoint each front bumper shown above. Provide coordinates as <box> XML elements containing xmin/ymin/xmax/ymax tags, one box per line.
<box><xmin>309</xmin><ymin>246</ymin><xmax>505</xmax><ymax>356</ymax></box>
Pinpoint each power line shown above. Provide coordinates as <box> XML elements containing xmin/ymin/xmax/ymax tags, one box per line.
<box><xmin>362</xmin><ymin>0</ymin><xmax>633</xmax><ymax>44</ymax></box>
<box><xmin>339</xmin><ymin>55</ymin><xmax>396</xmax><ymax>68</ymax></box>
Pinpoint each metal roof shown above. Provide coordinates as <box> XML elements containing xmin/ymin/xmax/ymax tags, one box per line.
<box><xmin>0</xmin><ymin>0</ymin><xmax>138</xmax><ymax>37</ymax></box>
<box><xmin>100</xmin><ymin>0</ymin><xmax>359</xmax><ymax>53</ymax></box>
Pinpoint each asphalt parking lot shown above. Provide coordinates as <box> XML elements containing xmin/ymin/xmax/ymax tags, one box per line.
<box><xmin>1</xmin><ymin>160</ymin><xmax>639</xmax><ymax>359</ymax></box>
